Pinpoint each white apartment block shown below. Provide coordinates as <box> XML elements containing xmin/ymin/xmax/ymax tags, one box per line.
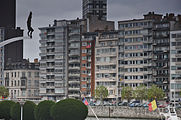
<box><xmin>170</xmin><ymin>30</ymin><xmax>181</xmax><ymax>102</ymax></box>
<box><xmin>118</xmin><ymin>19</ymin><xmax>153</xmax><ymax>88</ymax></box>
<box><xmin>95</xmin><ymin>31</ymin><xmax>119</xmax><ymax>99</ymax></box>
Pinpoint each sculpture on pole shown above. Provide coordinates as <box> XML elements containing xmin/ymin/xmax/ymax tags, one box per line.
<box><xmin>27</xmin><ymin>11</ymin><xmax>34</xmax><ymax>38</ymax></box>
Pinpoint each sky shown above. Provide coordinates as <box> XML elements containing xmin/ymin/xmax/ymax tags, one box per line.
<box><xmin>16</xmin><ymin>0</ymin><xmax>181</xmax><ymax>61</ymax></box>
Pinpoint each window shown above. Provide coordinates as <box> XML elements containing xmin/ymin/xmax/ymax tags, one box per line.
<box><xmin>22</xmin><ymin>72</ymin><xmax>26</xmax><ymax>77</ymax></box>
<box><xmin>82</xmin><ymin>49</ymin><xmax>87</xmax><ymax>53</ymax></box>
<box><xmin>82</xmin><ymin>56</ymin><xmax>86</xmax><ymax>60</ymax></box>
<box><xmin>82</xmin><ymin>42</ymin><xmax>87</xmax><ymax>46</ymax></box>
<box><xmin>28</xmin><ymin>72</ymin><xmax>31</xmax><ymax>77</ymax></box>
<box><xmin>172</xmin><ymin>34</ymin><xmax>176</xmax><ymax>38</ymax></box>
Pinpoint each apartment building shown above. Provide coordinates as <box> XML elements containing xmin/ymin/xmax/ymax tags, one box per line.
<box><xmin>39</xmin><ymin>19</ymin><xmax>87</xmax><ymax>100</ymax></box>
<box><xmin>4</xmin><ymin>59</ymin><xmax>40</xmax><ymax>100</ymax></box>
<box><xmin>151</xmin><ymin>13</ymin><xmax>181</xmax><ymax>98</ymax></box>
<box><xmin>95</xmin><ymin>31</ymin><xmax>119</xmax><ymax>99</ymax></box>
<box><xmin>170</xmin><ymin>29</ymin><xmax>181</xmax><ymax>102</ymax></box>
<box><xmin>68</xmin><ymin>19</ymin><xmax>87</xmax><ymax>99</ymax></box>
<box><xmin>117</xmin><ymin>12</ymin><xmax>181</xmax><ymax>100</ymax></box>
<box><xmin>118</xmin><ymin>19</ymin><xmax>153</xmax><ymax>89</ymax></box>
<box><xmin>80</xmin><ymin>32</ymin><xmax>97</xmax><ymax>98</ymax></box>
<box><xmin>82</xmin><ymin>0</ymin><xmax>107</xmax><ymax>20</ymax></box>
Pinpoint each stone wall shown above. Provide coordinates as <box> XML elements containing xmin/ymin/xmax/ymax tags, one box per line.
<box><xmin>88</xmin><ymin>106</ymin><xmax>181</xmax><ymax>119</ymax></box>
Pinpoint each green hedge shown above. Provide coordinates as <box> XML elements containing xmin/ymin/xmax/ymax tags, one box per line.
<box><xmin>0</xmin><ymin>100</ymin><xmax>15</xmax><ymax>120</ymax></box>
<box><xmin>34</xmin><ymin>100</ymin><xmax>55</xmax><ymax>120</ymax></box>
<box><xmin>10</xmin><ymin>102</ymin><xmax>21</xmax><ymax>120</ymax></box>
<box><xmin>23</xmin><ymin>101</ymin><xmax>36</xmax><ymax>120</ymax></box>
<box><xmin>51</xmin><ymin>98</ymin><xmax>88</xmax><ymax>120</ymax></box>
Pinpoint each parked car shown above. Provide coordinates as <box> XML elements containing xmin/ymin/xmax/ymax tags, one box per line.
<box><xmin>158</xmin><ymin>103</ymin><xmax>166</xmax><ymax>108</ymax></box>
<box><xmin>129</xmin><ymin>103</ymin><xmax>135</xmax><ymax>107</ymax></box>
<box><xmin>128</xmin><ymin>101</ymin><xmax>140</xmax><ymax>107</ymax></box>
<box><xmin>118</xmin><ymin>102</ymin><xmax>128</xmax><ymax>106</ymax></box>
<box><xmin>103</xmin><ymin>102</ymin><xmax>112</xmax><ymax>106</ymax></box>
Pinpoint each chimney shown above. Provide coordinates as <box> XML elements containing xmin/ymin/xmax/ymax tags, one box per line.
<box><xmin>34</xmin><ymin>58</ymin><xmax>39</xmax><ymax>63</ymax></box>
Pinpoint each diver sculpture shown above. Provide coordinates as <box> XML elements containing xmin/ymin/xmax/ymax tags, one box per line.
<box><xmin>27</xmin><ymin>11</ymin><xmax>34</xmax><ymax>38</ymax></box>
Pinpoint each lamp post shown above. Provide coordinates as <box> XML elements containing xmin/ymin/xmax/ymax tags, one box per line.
<box><xmin>19</xmin><ymin>100</ymin><xmax>25</xmax><ymax>120</ymax></box>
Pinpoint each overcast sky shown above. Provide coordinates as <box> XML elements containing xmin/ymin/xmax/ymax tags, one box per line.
<box><xmin>16</xmin><ymin>0</ymin><xmax>181</xmax><ymax>61</ymax></box>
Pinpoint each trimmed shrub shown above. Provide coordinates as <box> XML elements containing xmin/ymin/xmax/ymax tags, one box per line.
<box><xmin>0</xmin><ymin>100</ymin><xmax>15</xmax><ymax>120</ymax></box>
<box><xmin>23</xmin><ymin>101</ymin><xmax>36</xmax><ymax>120</ymax></box>
<box><xmin>34</xmin><ymin>100</ymin><xmax>55</xmax><ymax>120</ymax></box>
<box><xmin>51</xmin><ymin>98</ymin><xmax>88</xmax><ymax>120</ymax></box>
<box><xmin>10</xmin><ymin>102</ymin><xmax>21</xmax><ymax>120</ymax></box>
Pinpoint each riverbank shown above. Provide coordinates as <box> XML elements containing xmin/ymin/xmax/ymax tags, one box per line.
<box><xmin>88</xmin><ymin>106</ymin><xmax>181</xmax><ymax>119</ymax></box>
<box><xmin>86</xmin><ymin>117</ymin><xmax>158</xmax><ymax>120</ymax></box>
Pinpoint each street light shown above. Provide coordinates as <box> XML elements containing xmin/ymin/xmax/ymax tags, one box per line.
<box><xmin>19</xmin><ymin>100</ymin><xmax>25</xmax><ymax>120</ymax></box>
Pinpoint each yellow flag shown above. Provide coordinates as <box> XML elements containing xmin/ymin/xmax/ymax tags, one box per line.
<box><xmin>151</xmin><ymin>100</ymin><xmax>157</xmax><ymax>111</ymax></box>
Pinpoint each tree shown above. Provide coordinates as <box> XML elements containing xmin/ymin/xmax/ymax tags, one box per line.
<box><xmin>23</xmin><ymin>101</ymin><xmax>36</xmax><ymax>120</ymax></box>
<box><xmin>34</xmin><ymin>100</ymin><xmax>55</xmax><ymax>120</ymax></box>
<box><xmin>121</xmin><ymin>86</ymin><xmax>133</xmax><ymax>103</ymax></box>
<box><xmin>10</xmin><ymin>102</ymin><xmax>21</xmax><ymax>120</ymax></box>
<box><xmin>51</xmin><ymin>98</ymin><xmax>88</xmax><ymax>120</ymax></box>
<box><xmin>94</xmin><ymin>86</ymin><xmax>108</xmax><ymax>104</ymax></box>
<box><xmin>0</xmin><ymin>86</ymin><xmax>9</xmax><ymax>98</ymax></box>
<box><xmin>133</xmin><ymin>85</ymin><xmax>147</xmax><ymax>103</ymax></box>
<box><xmin>147</xmin><ymin>85</ymin><xmax>165</xmax><ymax>101</ymax></box>
<box><xmin>0</xmin><ymin>100</ymin><xmax>15</xmax><ymax>120</ymax></box>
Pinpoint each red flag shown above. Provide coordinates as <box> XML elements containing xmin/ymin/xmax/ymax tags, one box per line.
<box><xmin>86</xmin><ymin>45</ymin><xmax>91</xmax><ymax>48</ymax></box>
<box><xmin>148</xmin><ymin>102</ymin><xmax>152</xmax><ymax>112</ymax></box>
<box><xmin>83</xmin><ymin>98</ymin><xmax>89</xmax><ymax>106</ymax></box>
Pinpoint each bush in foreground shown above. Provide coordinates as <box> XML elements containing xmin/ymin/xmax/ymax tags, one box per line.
<box><xmin>51</xmin><ymin>98</ymin><xmax>88</xmax><ymax>120</ymax></box>
<box><xmin>10</xmin><ymin>102</ymin><xmax>21</xmax><ymax>120</ymax></box>
<box><xmin>23</xmin><ymin>101</ymin><xmax>36</xmax><ymax>120</ymax></box>
<box><xmin>0</xmin><ymin>100</ymin><xmax>15</xmax><ymax>120</ymax></box>
<box><xmin>34</xmin><ymin>100</ymin><xmax>55</xmax><ymax>120</ymax></box>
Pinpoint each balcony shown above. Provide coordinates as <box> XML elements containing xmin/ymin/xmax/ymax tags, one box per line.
<box><xmin>69</xmin><ymin>59</ymin><xmax>79</xmax><ymax>63</ymax></box>
<box><xmin>69</xmin><ymin>52</ymin><xmax>80</xmax><ymax>56</ymax></box>
<box><xmin>46</xmin><ymin>79</ymin><xmax>54</xmax><ymax>82</ymax></box>
<box><xmin>69</xmin><ymin>87</ymin><xmax>80</xmax><ymax>91</ymax></box>
<box><xmin>68</xmin><ymin>94</ymin><xmax>80</xmax><ymax>98</ymax></box>
<box><xmin>69</xmin><ymin>80</ymin><xmax>80</xmax><ymax>84</ymax></box>
<box><xmin>69</xmin><ymin>73</ymin><xmax>80</xmax><ymax>77</ymax></box>
<box><xmin>40</xmin><ymin>40</ymin><xmax>46</xmax><ymax>43</ymax></box>
<box><xmin>47</xmin><ymin>52</ymin><xmax>55</xmax><ymax>55</ymax></box>
<box><xmin>69</xmin><ymin>39</ymin><xmax>80</xmax><ymax>42</ymax></box>
<box><xmin>69</xmin><ymin>66</ymin><xmax>80</xmax><ymax>70</ymax></box>
<box><xmin>39</xmin><ymin>53</ymin><xmax>46</xmax><ymax>56</ymax></box>
<box><xmin>46</xmin><ymin>59</ymin><xmax>55</xmax><ymax>62</ymax></box>
<box><xmin>46</xmin><ymin>86</ymin><xmax>55</xmax><ymax>89</ymax></box>
<box><xmin>47</xmin><ymin>39</ymin><xmax>55</xmax><ymax>42</ymax></box>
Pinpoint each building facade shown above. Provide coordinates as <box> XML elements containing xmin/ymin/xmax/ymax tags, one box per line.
<box><xmin>39</xmin><ymin>19</ymin><xmax>87</xmax><ymax>100</ymax></box>
<box><xmin>82</xmin><ymin>0</ymin><xmax>107</xmax><ymax>20</ymax></box>
<box><xmin>170</xmin><ymin>30</ymin><xmax>181</xmax><ymax>102</ymax></box>
<box><xmin>80</xmin><ymin>32</ymin><xmax>97</xmax><ymax>98</ymax></box>
<box><xmin>117</xmin><ymin>12</ymin><xmax>181</xmax><ymax>100</ymax></box>
<box><xmin>4</xmin><ymin>59</ymin><xmax>40</xmax><ymax>100</ymax></box>
<box><xmin>118</xmin><ymin>19</ymin><xmax>153</xmax><ymax>89</ymax></box>
<box><xmin>95</xmin><ymin>31</ymin><xmax>119</xmax><ymax>99</ymax></box>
